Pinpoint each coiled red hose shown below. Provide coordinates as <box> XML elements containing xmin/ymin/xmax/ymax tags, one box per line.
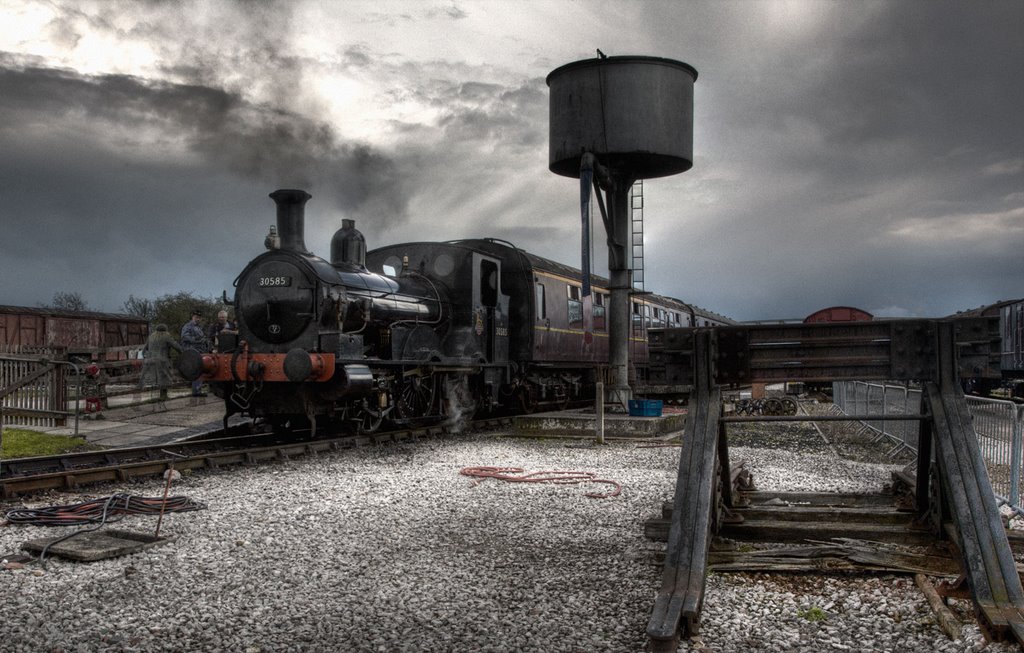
<box><xmin>459</xmin><ymin>466</ymin><xmax>621</xmax><ymax>499</ymax></box>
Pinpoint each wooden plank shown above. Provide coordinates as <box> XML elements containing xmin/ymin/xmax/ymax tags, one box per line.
<box><xmin>916</xmin><ymin>573</ymin><xmax>964</xmax><ymax>640</ymax></box>
<box><xmin>645</xmin><ymin>518</ymin><xmax>936</xmax><ymax>546</ymax></box>
<box><xmin>682</xmin><ymin>504</ymin><xmax>912</xmax><ymax>526</ymax></box>
<box><xmin>926</xmin><ymin>330</ymin><xmax>1024</xmax><ymax>646</ymax></box>
<box><xmin>648</xmin><ymin>331</ymin><xmax>721</xmax><ymax>650</ymax></box>
<box><xmin>663</xmin><ymin>499</ymin><xmax>905</xmax><ymax>520</ymax></box>
<box><xmin>731</xmin><ymin>491</ymin><xmax>895</xmax><ymax>507</ymax></box>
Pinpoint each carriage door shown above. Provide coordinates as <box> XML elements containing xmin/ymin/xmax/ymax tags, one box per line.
<box><xmin>472</xmin><ymin>254</ymin><xmax>508</xmax><ymax>363</ymax></box>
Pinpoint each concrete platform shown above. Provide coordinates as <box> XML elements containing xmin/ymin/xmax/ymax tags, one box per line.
<box><xmin>31</xmin><ymin>394</ymin><xmax>248</xmax><ymax>449</ymax></box>
<box><xmin>514</xmin><ymin>407</ymin><xmax>687</xmax><ymax>438</ymax></box>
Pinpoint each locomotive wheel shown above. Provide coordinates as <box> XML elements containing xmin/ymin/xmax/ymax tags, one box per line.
<box><xmin>764</xmin><ymin>398</ymin><xmax>783</xmax><ymax>416</ymax></box>
<box><xmin>780</xmin><ymin>398</ymin><xmax>798</xmax><ymax>415</ymax></box>
<box><xmin>517</xmin><ymin>385</ymin><xmax>536</xmax><ymax>414</ymax></box>
<box><xmin>396</xmin><ymin>373</ymin><xmax>437</xmax><ymax>420</ymax></box>
<box><xmin>356</xmin><ymin>409</ymin><xmax>383</xmax><ymax>435</ymax></box>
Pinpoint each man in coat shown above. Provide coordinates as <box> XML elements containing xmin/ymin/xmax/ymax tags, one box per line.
<box><xmin>180</xmin><ymin>310</ymin><xmax>209</xmax><ymax>396</ymax></box>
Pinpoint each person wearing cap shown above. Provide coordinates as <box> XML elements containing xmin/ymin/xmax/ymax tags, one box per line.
<box><xmin>180</xmin><ymin>310</ymin><xmax>209</xmax><ymax>396</ymax></box>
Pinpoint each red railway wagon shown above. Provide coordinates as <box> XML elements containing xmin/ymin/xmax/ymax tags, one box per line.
<box><xmin>803</xmin><ymin>306</ymin><xmax>874</xmax><ymax>323</ymax></box>
<box><xmin>0</xmin><ymin>305</ymin><xmax>148</xmax><ymax>350</ymax></box>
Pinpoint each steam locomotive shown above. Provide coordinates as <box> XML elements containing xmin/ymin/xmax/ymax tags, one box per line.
<box><xmin>179</xmin><ymin>189</ymin><xmax>732</xmax><ymax>433</ymax></box>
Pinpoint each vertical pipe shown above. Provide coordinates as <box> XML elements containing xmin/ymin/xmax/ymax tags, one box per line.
<box><xmin>596</xmin><ymin>381</ymin><xmax>605</xmax><ymax>445</ymax></box>
<box><xmin>607</xmin><ymin>177</ymin><xmax>634</xmax><ymax>409</ymax></box>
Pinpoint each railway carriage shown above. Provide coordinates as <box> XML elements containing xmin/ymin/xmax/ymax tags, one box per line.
<box><xmin>953</xmin><ymin>298</ymin><xmax>1024</xmax><ymax>400</ymax></box>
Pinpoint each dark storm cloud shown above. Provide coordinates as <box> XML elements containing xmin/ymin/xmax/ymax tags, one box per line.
<box><xmin>0</xmin><ymin>50</ymin><xmax>419</xmax><ymax>311</ymax></box>
<box><xmin>645</xmin><ymin>2</ymin><xmax>1024</xmax><ymax>320</ymax></box>
<box><xmin>341</xmin><ymin>46</ymin><xmax>374</xmax><ymax>69</ymax></box>
<box><xmin>0</xmin><ymin>54</ymin><xmax>411</xmax><ymax>221</ymax></box>
<box><xmin>426</xmin><ymin>4</ymin><xmax>469</xmax><ymax>20</ymax></box>
<box><xmin>0</xmin><ymin>128</ymin><xmax>273</xmax><ymax>310</ymax></box>
<box><xmin>2</xmin><ymin>1</ymin><xmax>1019</xmax><ymax>321</ymax></box>
<box><xmin>437</xmin><ymin>78</ymin><xmax>547</xmax><ymax>146</ymax></box>
<box><xmin>357</xmin><ymin>2</ymin><xmax>467</xmax><ymax>27</ymax></box>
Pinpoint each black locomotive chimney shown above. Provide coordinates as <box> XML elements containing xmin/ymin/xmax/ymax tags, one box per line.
<box><xmin>269</xmin><ymin>189</ymin><xmax>312</xmax><ymax>254</ymax></box>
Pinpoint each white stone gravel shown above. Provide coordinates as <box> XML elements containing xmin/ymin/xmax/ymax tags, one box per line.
<box><xmin>1</xmin><ymin>427</ymin><xmax>1020</xmax><ymax>652</ymax></box>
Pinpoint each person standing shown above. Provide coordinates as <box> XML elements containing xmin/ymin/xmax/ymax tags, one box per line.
<box><xmin>180</xmin><ymin>310</ymin><xmax>209</xmax><ymax>396</ymax></box>
<box><xmin>136</xmin><ymin>324</ymin><xmax>181</xmax><ymax>405</ymax></box>
<box><xmin>208</xmin><ymin>309</ymin><xmax>238</xmax><ymax>352</ymax></box>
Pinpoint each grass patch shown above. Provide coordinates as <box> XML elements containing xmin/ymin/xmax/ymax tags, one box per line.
<box><xmin>797</xmin><ymin>606</ymin><xmax>827</xmax><ymax>622</ymax></box>
<box><xmin>1</xmin><ymin>428</ymin><xmax>98</xmax><ymax>459</ymax></box>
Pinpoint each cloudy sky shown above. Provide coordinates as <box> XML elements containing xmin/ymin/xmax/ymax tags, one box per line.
<box><xmin>0</xmin><ymin>0</ymin><xmax>1020</xmax><ymax>321</ymax></box>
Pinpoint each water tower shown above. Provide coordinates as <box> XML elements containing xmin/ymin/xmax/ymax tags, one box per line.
<box><xmin>547</xmin><ymin>55</ymin><xmax>697</xmax><ymax>406</ymax></box>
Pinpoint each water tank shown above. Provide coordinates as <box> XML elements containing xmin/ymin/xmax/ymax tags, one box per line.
<box><xmin>547</xmin><ymin>56</ymin><xmax>697</xmax><ymax>179</ymax></box>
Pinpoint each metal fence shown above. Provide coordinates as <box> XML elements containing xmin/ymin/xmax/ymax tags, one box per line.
<box><xmin>832</xmin><ymin>381</ymin><xmax>922</xmax><ymax>455</ymax></box>
<box><xmin>834</xmin><ymin>380</ymin><xmax>1024</xmax><ymax>512</ymax></box>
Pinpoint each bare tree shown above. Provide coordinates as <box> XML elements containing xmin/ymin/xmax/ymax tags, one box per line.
<box><xmin>50</xmin><ymin>291</ymin><xmax>89</xmax><ymax>312</ymax></box>
<box><xmin>122</xmin><ymin>294</ymin><xmax>156</xmax><ymax>321</ymax></box>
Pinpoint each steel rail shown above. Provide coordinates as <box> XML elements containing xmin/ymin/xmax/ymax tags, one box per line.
<box><xmin>1</xmin><ymin>417</ymin><xmax>512</xmax><ymax>499</ymax></box>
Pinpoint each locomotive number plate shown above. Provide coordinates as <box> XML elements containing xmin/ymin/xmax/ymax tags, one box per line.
<box><xmin>258</xmin><ymin>276</ymin><xmax>292</xmax><ymax>287</ymax></box>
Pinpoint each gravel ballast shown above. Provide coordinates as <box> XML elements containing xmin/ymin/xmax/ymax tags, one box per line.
<box><xmin>2</xmin><ymin>418</ymin><xmax>1021</xmax><ymax>652</ymax></box>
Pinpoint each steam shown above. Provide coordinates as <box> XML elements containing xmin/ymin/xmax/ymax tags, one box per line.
<box><xmin>442</xmin><ymin>375</ymin><xmax>477</xmax><ymax>434</ymax></box>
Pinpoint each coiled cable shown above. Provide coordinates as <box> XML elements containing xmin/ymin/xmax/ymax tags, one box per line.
<box><xmin>4</xmin><ymin>493</ymin><xmax>206</xmax><ymax>569</ymax></box>
<box><xmin>4</xmin><ymin>493</ymin><xmax>206</xmax><ymax>526</ymax></box>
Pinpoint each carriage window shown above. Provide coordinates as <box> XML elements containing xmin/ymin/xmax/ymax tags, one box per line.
<box><xmin>480</xmin><ymin>260</ymin><xmax>498</xmax><ymax>307</ymax></box>
<box><xmin>536</xmin><ymin>283</ymin><xmax>546</xmax><ymax>320</ymax></box>
<box><xmin>567</xmin><ymin>285</ymin><xmax>583</xmax><ymax>327</ymax></box>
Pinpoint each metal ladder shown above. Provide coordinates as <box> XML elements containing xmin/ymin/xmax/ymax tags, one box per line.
<box><xmin>630</xmin><ymin>180</ymin><xmax>646</xmax><ymax>384</ymax></box>
<box><xmin>631</xmin><ymin>179</ymin><xmax>645</xmax><ymax>294</ymax></box>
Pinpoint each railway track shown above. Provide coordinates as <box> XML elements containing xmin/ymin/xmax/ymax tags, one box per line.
<box><xmin>1</xmin><ymin>417</ymin><xmax>513</xmax><ymax>499</ymax></box>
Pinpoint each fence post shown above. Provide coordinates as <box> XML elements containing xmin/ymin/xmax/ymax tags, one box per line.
<box><xmin>1012</xmin><ymin>405</ymin><xmax>1024</xmax><ymax>508</ymax></box>
<box><xmin>881</xmin><ymin>384</ymin><xmax>888</xmax><ymax>442</ymax></box>
<box><xmin>901</xmin><ymin>385</ymin><xmax>911</xmax><ymax>449</ymax></box>
<box><xmin>596</xmin><ymin>381</ymin><xmax>605</xmax><ymax>445</ymax></box>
